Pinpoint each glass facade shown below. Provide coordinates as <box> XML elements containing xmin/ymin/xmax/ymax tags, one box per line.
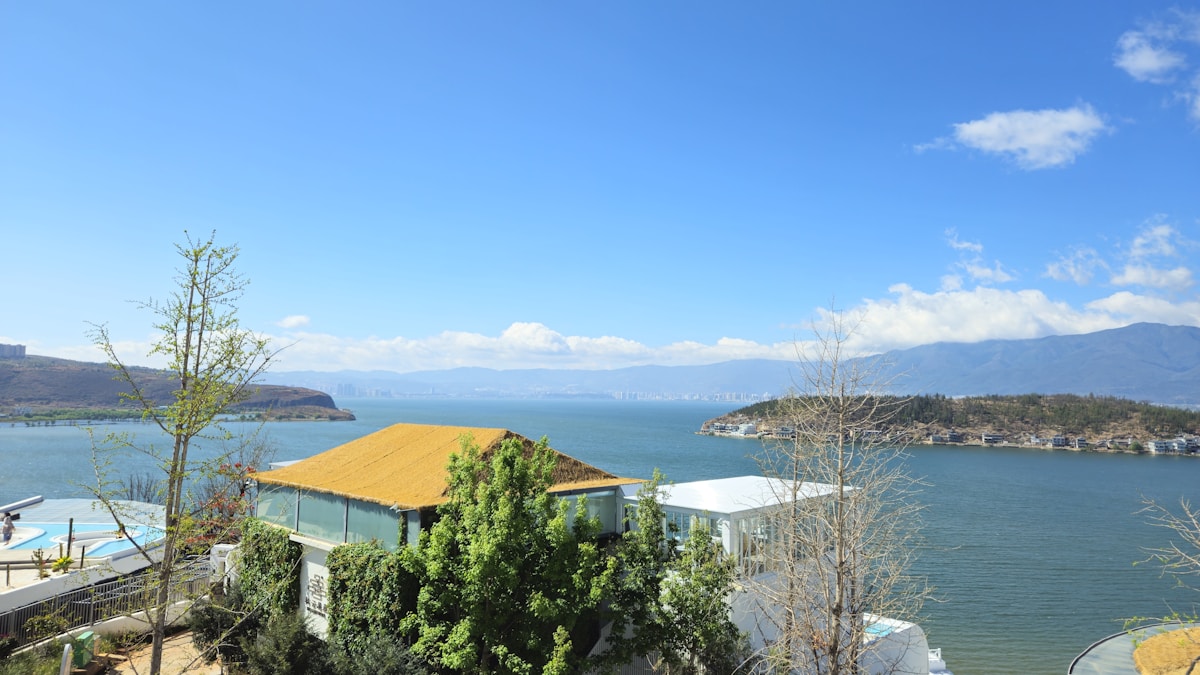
<box><xmin>258</xmin><ymin>485</ymin><xmax>620</xmax><ymax>551</ymax></box>
<box><xmin>298</xmin><ymin>491</ymin><xmax>347</xmax><ymax>543</ymax></box>
<box><xmin>257</xmin><ymin>484</ymin><xmax>298</xmax><ymax>529</ymax></box>
<box><xmin>563</xmin><ymin>490</ymin><xmax>619</xmax><ymax>534</ymax></box>
<box><xmin>346</xmin><ymin>499</ymin><xmax>401</xmax><ymax>549</ymax></box>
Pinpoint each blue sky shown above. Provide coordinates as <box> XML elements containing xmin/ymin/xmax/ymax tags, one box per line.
<box><xmin>2</xmin><ymin>2</ymin><xmax>1199</xmax><ymax>373</ymax></box>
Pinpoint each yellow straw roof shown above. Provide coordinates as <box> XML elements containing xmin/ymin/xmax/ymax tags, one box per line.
<box><xmin>254</xmin><ymin>423</ymin><xmax>641</xmax><ymax>509</ymax></box>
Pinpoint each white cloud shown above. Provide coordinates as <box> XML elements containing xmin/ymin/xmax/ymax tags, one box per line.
<box><xmin>1115</xmin><ymin>30</ymin><xmax>1187</xmax><ymax>83</ymax></box>
<box><xmin>962</xmin><ymin>260</ymin><xmax>1014</xmax><ymax>284</ymax></box>
<box><xmin>1101</xmin><ymin>218</ymin><xmax>1196</xmax><ymax>291</ymax></box>
<box><xmin>944</xmin><ymin>231</ymin><xmax>1014</xmax><ymax>286</ymax></box>
<box><xmin>838</xmin><ymin>284</ymin><xmax>1200</xmax><ymax>355</ymax></box>
<box><xmin>948</xmin><ymin>105</ymin><xmax>1109</xmax><ymax>169</ymax></box>
<box><xmin>1045</xmin><ymin>247</ymin><xmax>1103</xmax><ymax>285</ymax></box>
<box><xmin>1116</xmin><ymin>11</ymin><xmax>1200</xmax><ymax>122</ymax></box>
<box><xmin>1130</xmin><ymin>222</ymin><xmax>1180</xmax><ymax>258</ymax></box>
<box><xmin>1110</xmin><ymin>264</ymin><xmax>1193</xmax><ymax>291</ymax></box>
<box><xmin>253</xmin><ymin>323</ymin><xmax>795</xmax><ymax>372</ymax></box>
<box><xmin>945</xmin><ymin>229</ymin><xmax>983</xmax><ymax>253</ymax></box>
<box><xmin>277</xmin><ymin>315</ymin><xmax>311</xmax><ymax>329</ymax></box>
<box><xmin>1086</xmin><ymin>291</ymin><xmax>1200</xmax><ymax>325</ymax></box>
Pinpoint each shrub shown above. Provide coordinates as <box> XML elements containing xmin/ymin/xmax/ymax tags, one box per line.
<box><xmin>22</xmin><ymin>612</ymin><xmax>68</xmax><ymax>643</ymax></box>
<box><xmin>330</xmin><ymin>632</ymin><xmax>431</xmax><ymax>675</ymax></box>
<box><xmin>189</xmin><ymin>583</ymin><xmax>261</xmax><ymax>668</ymax></box>
<box><xmin>241</xmin><ymin>612</ymin><xmax>330</xmax><ymax>675</ymax></box>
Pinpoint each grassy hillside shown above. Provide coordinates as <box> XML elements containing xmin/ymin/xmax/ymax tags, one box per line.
<box><xmin>710</xmin><ymin>393</ymin><xmax>1200</xmax><ymax>445</ymax></box>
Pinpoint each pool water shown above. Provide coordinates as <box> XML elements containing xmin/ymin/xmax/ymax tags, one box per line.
<box><xmin>4</xmin><ymin>522</ymin><xmax>158</xmax><ymax>556</ymax></box>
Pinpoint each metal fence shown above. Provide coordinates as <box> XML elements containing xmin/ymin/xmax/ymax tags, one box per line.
<box><xmin>0</xmin><ymin>557</ymin><xmax>212</xmax><ymax>648</ymax></box>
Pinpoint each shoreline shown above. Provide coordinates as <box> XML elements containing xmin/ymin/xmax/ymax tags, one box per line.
<box><xmin>695</xmin><ymin>429</ymin><xmax>1196</xmax><ymax>457</ymax></box>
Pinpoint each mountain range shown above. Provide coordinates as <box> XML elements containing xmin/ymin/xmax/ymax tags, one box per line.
<box><xmin>259</xmin><ymin>323</ymin><xmax>1200</xmax><ymax>405</ymax></box>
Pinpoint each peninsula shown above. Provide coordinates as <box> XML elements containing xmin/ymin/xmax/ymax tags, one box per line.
<box><xmin>0</xmin><ymin>354</ymin><xmax>354</xmax><ymax>422</ymax></box>
<box><xmin>701</xmin><ymin>393</ymin><xmax>1200</xmax><ymax>453</ymax></box>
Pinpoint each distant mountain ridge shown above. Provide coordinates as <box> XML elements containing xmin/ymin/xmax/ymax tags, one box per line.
<box><xmin>261</xmin><ymin>323</ymin><xmax>1200</xmax><ymax>405</ymax></box>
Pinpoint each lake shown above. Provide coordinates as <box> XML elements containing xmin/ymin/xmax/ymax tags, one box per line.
<box><xmin>2</xmin><ymin>397</ymin><xmax>1197</xmax><ymax>674</ymax></box>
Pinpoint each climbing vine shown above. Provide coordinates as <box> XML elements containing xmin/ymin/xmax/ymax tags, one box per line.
<box><xmin>238</xmin><ymin>518</ymin><xmax>302</xmax><ymax>620</ymax></box>
<box><xmin>326</xmin><ymin>542</ymin><xmax>420</xmax><ymax>649</ymax></box>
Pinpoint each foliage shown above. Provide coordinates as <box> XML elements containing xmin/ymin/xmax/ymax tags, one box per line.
<box><xmin>750</xmin><ymin>309</ymin><xmax>929</xmax><ymax>674</ymax></box>
<box><xmin>241</xmin><ymin>612</ymin><xmax>331</xmax><ymax>675</ymax></box>
<box><xmin>0</xmin><ymin>635</ymin><xmax>15</xmax><ymax>661</ymax></box>
<box><xmin>407</xmin><ymin>434</ymin><xmax>612</xmax><ymax>675</ymax></box>
<box><xmin>86</xmin><ymin>231</ymin><xmax>276</xmax><ymax>675</ymax></box>
<box><xmin>22</xmin><ymin>611</ymin><xmax>68</xmax><ymax>643</ymax></box>
<box><xmin>51</xmin><ymin>555</ymin><xmax>73</xmax><ymax>573</ymax></box>
<box><xmin>188</xmin><ymin>582</ymin><xmax>262</xmax><ymax>669</ymax></box>
<box><xmin>29</xmin><ymin>549</ymin><xmax>49</xmax><ymax>578</ymax></box>
<box><xmin>239</xmin><ymin>518</ymin><xmax>303</xmax><ymax>620</ymax></box>
<box><xmin>0</xmin><ymin>644</ymin><xmax>61</xmax><ymax>675</ymax></box>
<box><xmin>602</xmin><ymin>471</ymin><xmax>746</xmax><ymax>675</ymax></box>
<box><xmin>326</xmin><ymin>542</ymin><xmax>420</xmax><ymax>647</ymax></box>
<box><xmin>185</xmin><ymin>460</ymin><xmax>260</xmax><ymax>550</ymax></box>
<box><xmin>328</xmin><ymin>632</ymin><xmax>433</xmax><ymax>675</ymax></box>
<box><xmin>658</xmin><ymin>525</ymin><xmax>747</xmax><ymax>674</ymax></box>
<box><xmin>733</xmin><ymin>392</ymin><xmax>1200</xmax><ymax>441</ymax></box>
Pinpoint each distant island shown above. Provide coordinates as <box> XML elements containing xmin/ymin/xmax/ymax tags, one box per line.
<box><xmin>0</xmin><ymin>353</ymin><xmax>354</xmax><ymax>422</ymax></box>
<box><xmin>701</xmin><ymin>393</ymin><xmax>1200</xmax><ymax>454</ymax></box>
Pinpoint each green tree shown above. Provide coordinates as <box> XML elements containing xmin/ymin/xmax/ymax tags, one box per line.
<box><xmin>88</xmin><ymin>231</ymin><xmax>275</xmax><ymax>675</ymax></box>
<box><xmin>603</xmin><ymin>471</ymin><xmax>746</xmax><ymax>674</ymax></box>
<box><xmin>406</xmin><ymin>434</ymin><xmax>612</xmax><ymax>674</ymax></box>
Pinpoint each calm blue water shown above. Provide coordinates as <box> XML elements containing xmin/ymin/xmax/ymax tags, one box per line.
<box><xmin>2</xmin><ymin>397</ymin><xmax>1198</xmax><ymax>675</ymax></box>
<box><xmin>6</xmin><ymin>522</ymin><xmax>152</xmax><ymax>556</ymax></box>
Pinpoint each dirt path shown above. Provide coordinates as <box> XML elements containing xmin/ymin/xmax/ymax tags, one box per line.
<box><xmin>107</xmin><ymin>631</ymin><xmax>222</xmax><ymax>675</ymax></box>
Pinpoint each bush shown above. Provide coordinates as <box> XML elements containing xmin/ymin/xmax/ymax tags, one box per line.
<box><xmin>0</xmin><ymin>640</ymin><xmax>61</xmax><ymax>675</ymax></box>
<box><xmin>189</xmin><ymin>583</ymin><xmax>261</xmax><ymax>668</ymax></box>
<box><xmin>330</xmin><ymin>633</ymin><xmax>431</xmax><ymax>675</ymax></box>
<box><xmin>241</xmin><ymin>612</ymin><xmax>330</xmax><ymax>675</ymax></box>
<box><xmin>22</xmin><ymin>612</ymin><xmax>68</xmax><ymax>643</ymax></box>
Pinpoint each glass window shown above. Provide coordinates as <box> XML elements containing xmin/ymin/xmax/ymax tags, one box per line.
<box><xmin>257</xmin><ymin>484</ymin><xmax>297</xmax><ymax>529</ymax></box>
<box><xmin>298</xmin><ymin>491</ymin><xmax>346</xmax><ymax>543</ymax></box>
<box><xmin>560</xmin><ymin>490</ymin><xmax>619</xmax><ymax>535</ymax></box>
<box><xmin>346</xmin><ymin>499</ymin><xmax>401</xmax><ymax>550</ymax></box>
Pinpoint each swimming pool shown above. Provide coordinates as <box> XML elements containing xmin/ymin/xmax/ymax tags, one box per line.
<box><xmin>3</xmin><ymin>522</ymin><xmax>159</xmax><ymax>557</ymax></box>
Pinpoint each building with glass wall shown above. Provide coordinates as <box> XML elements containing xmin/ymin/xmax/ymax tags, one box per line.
<box><xmin>250</xmin><ymin>423</ymin><xmax>943</xmax><ymax>672</ymax></box>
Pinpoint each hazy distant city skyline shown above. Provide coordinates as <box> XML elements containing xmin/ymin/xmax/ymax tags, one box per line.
<box><xmin>3</xmin><ymin>3</ymin><xmax>1198</xmax><ymax>373</ymax></box>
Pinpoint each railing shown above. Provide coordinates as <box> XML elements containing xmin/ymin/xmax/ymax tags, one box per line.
<box><xmin>0</xmin><ymin>557</ymin><xmax>212</xmax><ymax>648</ymax></box>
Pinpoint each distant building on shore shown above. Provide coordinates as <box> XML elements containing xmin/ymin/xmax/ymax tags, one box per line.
<box><xmin>0</xmin><ymin>344</ymin><xmax>25</xmax><ymax>359</ymax></box>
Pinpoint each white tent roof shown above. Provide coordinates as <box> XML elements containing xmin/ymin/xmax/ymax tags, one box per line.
<box><xmin>620</xmin><ymin>475</ymin><xmax>840</xmax><ymax>518</ymax></box>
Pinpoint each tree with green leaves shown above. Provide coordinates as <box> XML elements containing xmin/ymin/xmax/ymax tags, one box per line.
<box><xmin>603</xmin><ymin>471</ymin><xmax>746</xmax><ymax>674</ymax></box>
<box><xmin>88</xmin><ymin>231</ymin><xmax>275</xmax><ymax>675</ymax></box>
<box><xmin>405</xmin><ymin>434</ymin><xmax>612</xmax><ymax>675</ymax></box>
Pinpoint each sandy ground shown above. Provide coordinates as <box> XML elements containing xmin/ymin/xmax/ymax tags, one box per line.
<box><xmin>107</xmin><ymin>632</ymin><xmax>223</xmax><ymax>675</ymax></box>
<box><xmin>1133</xmin><ymin>626</ymin><xmax>1200</xmax><ymax>675</ymax></box>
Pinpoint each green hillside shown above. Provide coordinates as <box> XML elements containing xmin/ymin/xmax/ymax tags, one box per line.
<box><xmin>710</xmin><ymin>393</ymin><xmax>1200</xmax><ymax>446</ymax></box>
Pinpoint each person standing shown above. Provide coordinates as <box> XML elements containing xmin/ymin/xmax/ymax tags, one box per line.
<box><xmin>2</xmin><ymin>512</ymin><xmax>13</xmax><ymax>545</ymax></box>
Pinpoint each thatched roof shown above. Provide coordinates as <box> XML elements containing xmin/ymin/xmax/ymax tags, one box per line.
<box><xmin>254</xmin><ymin>423</ymin><xmax>641</xmax><ymax>510</ymax></box>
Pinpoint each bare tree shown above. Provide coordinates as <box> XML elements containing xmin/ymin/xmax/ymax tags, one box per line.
<box><xmin>747</xmin><ymin>309</ymin><xmax>930</xmax><ymax>674</ymax></box>
<box><xmin>87</xmin><ymin>231</ymin><xmax>275</xmax><ymax>675</ymax></box>
<box><xmin>1141</xmin><ymin>496</ymin><xmax>1200</xmax><ymax>588</ymax></box>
